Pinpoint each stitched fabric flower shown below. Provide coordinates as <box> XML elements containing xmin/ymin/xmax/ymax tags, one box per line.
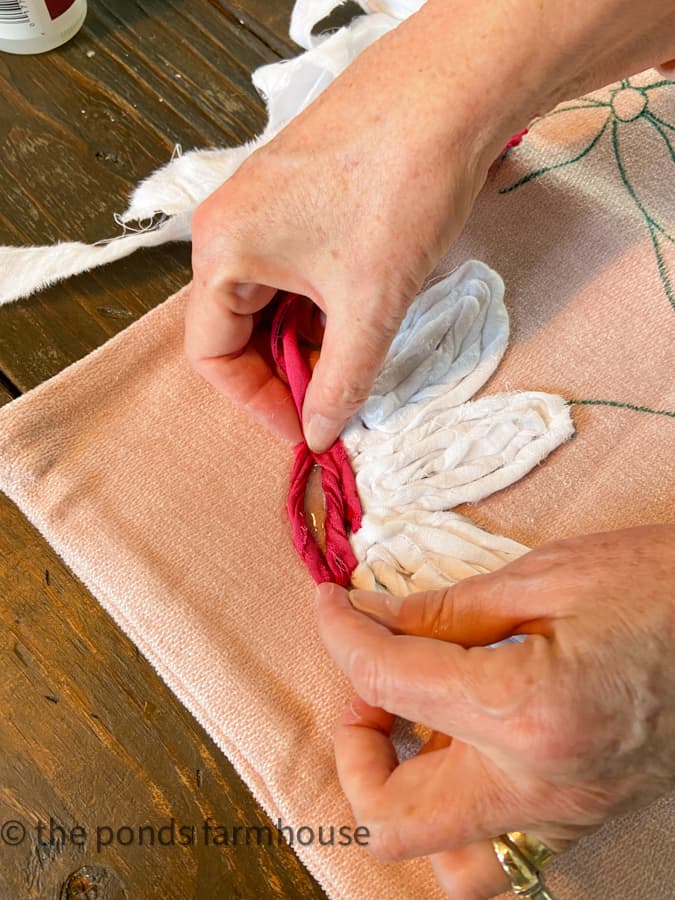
<box><xmin>340</xmin><ymin>260</ymin><xmax>574</xmax><ymax>593</ymax></box>
<box><xmin>497</xmin><ymin>73</ymin><xmax>675</xmax><ymax>310</ymax></box>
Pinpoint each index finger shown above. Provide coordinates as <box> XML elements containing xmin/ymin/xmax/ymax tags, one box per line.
<box><xmin>184</xmin><ymin>282</ymin><xmax>302</xmax><ymax>442</ymax></box>
<box><xmin>334</xmin><ymin>698</ymin><xmax>513</xmax><ymax>859</ymax></box>
<box><xmin>316</xmin><ymin>583</ymin><xmax>553</xmax><ymax>742</ymax></box>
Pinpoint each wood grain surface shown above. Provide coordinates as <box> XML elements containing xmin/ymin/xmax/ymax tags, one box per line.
<box><xmin>0</xmin><ymin>0</ymin><xmax>275</xmax><ymax>391</ymax></box>
<box><xmin>0</xmin><ymin>382</ymin><xmax>15</xmax><ymax>407</ymax></box>
<box><xmin>0</xmin><ymin>2</ymin><xmax>327</xmax><ymax>898</ymax></box>
<box><xmin>212</xmin><ymin>0</ymin><xmax>298</xmax><ymax>57</ymax></box>
<box><xmin>0</xmin><ymin>496</ymin><xmax>326</xmax><ymax>900</ymax></box>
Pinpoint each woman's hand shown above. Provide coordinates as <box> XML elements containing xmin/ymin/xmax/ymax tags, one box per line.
<box><xmin>187</xmin><ymin>0</ymin><xmax>675</xmax><ymax>452</ymax></box>
<box><xmin>316</xmin><ymin>525</ymin><xmax>675</xmax><ymax>899</ymax></box>
<box><xmin>186</xmin><ymin>1</ymin><xmax>558</xmax><ymax>452</ymax></box>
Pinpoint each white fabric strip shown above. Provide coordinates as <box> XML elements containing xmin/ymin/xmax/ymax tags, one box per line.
<box><xmin>0</xmin><ymin>7</ymin><xmax>406</xmax><ymax>305</ymax></box>
<box><xmin>0</xmin><ymin>213</ymin><xmax>191</xmax><ymax>306</ymax></box>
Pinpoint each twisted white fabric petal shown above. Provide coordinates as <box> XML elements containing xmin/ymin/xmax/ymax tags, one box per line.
<box><xmin>343</xmin><ymin>260</ymin><xmax>574</xmax><ymax>592</ymax></box>
<box><xmin>351</xmin><ymin>510</ymin><xmax>527</xmax><ymax>595</ymax></box>
<box><xmin>346</xmin><ymin>390</ymin><xmax>574</xmax><ymax>515</ymax></box>
<box><xmin>359</xmin><ymin>260</ymin><xmax>508</xmax><ymax>431</ymax></box>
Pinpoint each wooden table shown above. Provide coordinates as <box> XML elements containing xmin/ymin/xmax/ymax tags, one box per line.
<box><xmin>0</xmin><ymin>3</ymin><xmax>328</xmax><ymax>897</ymax></box>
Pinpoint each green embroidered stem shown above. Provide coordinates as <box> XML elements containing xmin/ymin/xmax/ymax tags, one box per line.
<box><xmin>645</xmin><ymin>114</ymin><xmax>675</xmax><ymax>162</ymax></box>
<box><xmin>499</xmin><ymin>77</ymin><xmax>675</xmax><ymax>311</ymax></box>
<box><xmin>645</xmin><ymin>110</ymin><xmax>675</xmax><ymax>132</ymax></box>
<box><xmin>568</xmin><ymin>398</ymin><xmax>675</xmax><ymax>418</ymax></box>
<box><xmin>499</xmin><ymin>118</ymin><xmax>609</xmax><ymax>194</ymax></box>
<box><xmin>612</xmin><ymin>119</ymin><xmax>675</xmax><ymax>309</ymax></box>
<box><xmin>644</xmin><ymin>79</ymin><xmax>675</xmax><ymax>91</ymax></box>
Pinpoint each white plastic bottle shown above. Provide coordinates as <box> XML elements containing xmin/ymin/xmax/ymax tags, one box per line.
<box><xmin>0</xmin><ymin>0</ymin><xmax>86</xmax><ymax>55</ymax></box>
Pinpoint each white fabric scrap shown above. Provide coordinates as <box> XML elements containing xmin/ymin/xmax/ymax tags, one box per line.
<box><xmin>289</xmin><ymin>0</ymin><xmax>422</xmax><ymax>49</ymax></box>
<box><xmin>0</xmin><ymin>213</ymin><xmax>191</xmax><ymax>305</ymax></box>
<box><xmin>0</xmin><ymin>6</ymin><xmax>406</xmax><ymax>305</ymax></box>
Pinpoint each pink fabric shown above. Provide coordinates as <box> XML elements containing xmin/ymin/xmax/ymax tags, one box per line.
<box><xmin>503</xmin><ymin>127</ymin><xmax>529</xmax><ymax>151</ymax></box>
<box><xmin>0</xmin><ymin>73</ymin><xmax>674</xmax><ymax>900</ymax></box>
<box><xmin>271</xmin><ymin>293</ymin><xmax>362</xmax><ymax>586</ymax></box>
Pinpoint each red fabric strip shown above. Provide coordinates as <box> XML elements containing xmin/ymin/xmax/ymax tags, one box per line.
<box><xmin>504</xmin><ymin>127</ymin><xmax>528</xmax><ymax>151</ymax></box>
<box><xmin>271</xmin><ymin>293</ymin><xmax>362</xmax><ymax>585</ymax></box>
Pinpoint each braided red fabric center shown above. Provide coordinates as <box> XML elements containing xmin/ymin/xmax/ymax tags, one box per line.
<box><xmin>271</xmin><ymin>293</ymin><xmax>362</xmax><ymax>586</ymax></box>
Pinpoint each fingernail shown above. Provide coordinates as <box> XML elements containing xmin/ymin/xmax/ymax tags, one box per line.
<box><xmin>341</xmin><ymin>698</ymin><xmax>366</xmax><ymax>725</ymax></box>
<box><xmin>315</xmin><ymin>581</ymin><xmax>347</xmax><ymax>606</ymax></box>
<box><xmin>350</xmin><ymin>589</ymin><xmax>403</xmax><ymax>618</ymax></box>
<box><xmin>304</xmin><ymin>413</ymin><xmax>342</xmax><ymax>453</ymax></box>
<box><xmin>233</xmin><ymin>281</ymin><xmax>257</xmax><ymax>300</ymax></box>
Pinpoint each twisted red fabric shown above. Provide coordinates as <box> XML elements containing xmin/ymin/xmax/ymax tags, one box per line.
<box><xmin>271</xmin><ymin>293</ymin><xmax>362</xmax><ymax>586</ymax></box>
<box><xmin>504</xmin><ymin>127</ymin><xmax>528</xmax><ymax>151</ymax></box>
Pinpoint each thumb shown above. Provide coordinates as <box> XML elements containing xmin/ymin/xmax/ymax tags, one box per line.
<box><xmin>349</xmin><ymin>568</ymin><xmax>554</xmax><ymax>647</ymax></box>
<box><xmin>317</xmin><ymin>582</ymin><xmax>554</xmax><ymax>745</ymax></box>
<box><xmin>301</xmin><ymin>300</ymin><xmax>405</xmax><ymax>453</ymax></box>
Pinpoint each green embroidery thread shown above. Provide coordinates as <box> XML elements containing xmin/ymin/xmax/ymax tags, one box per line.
<box><xmin>568</xmin><ymin>398</ymin><xmax>675</xmax><ymax>419</ymax></box>
<box><xmin>500</xmin><ymin>77</ymin><xmax>675</xmax><ymax>310</ymax></box>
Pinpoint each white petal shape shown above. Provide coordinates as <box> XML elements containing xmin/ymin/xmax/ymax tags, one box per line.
<box><xmin>345</xmin><ymin>391</ymin><xmax>573</xmax><ymax>516</ymax></box>
<box><xmin>358</xmin><ymin>260</ymin><xmax>508</xmax><ymax>431</ymax></box>
<box><xmin>337</xmin><ymin>258</ymin><xmax>573</xmax><ymax>596</ymax></box>
<box><xmin>350</xmin><ymin>510</ymin><xmax>527</xmax><ymax>594</ymax></box>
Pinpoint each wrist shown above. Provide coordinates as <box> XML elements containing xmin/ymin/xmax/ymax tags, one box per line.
<box><xmin>405</xmin><ymin>0</ymin><xmax>675</xmax><ymax>176</ymax></box>
<box><xmin>391</xmin><ymin>0</ymin><xmax>569</xmax><ymax>180</ymax></box>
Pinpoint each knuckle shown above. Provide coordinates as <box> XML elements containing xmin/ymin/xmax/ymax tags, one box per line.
<box><xmin>412</xmin><ymin>589</ymin><xmax>453</xmax><ymax>637</ymax></box>
<box><xmin>358</xmin><ymin>299</ymin><xmax>406</xmax><ymax>348</ymax></box>
<box><xmin>377</xmin><ymin>303</ymin><xmax>406</xmax><ymax>340</ymax></box>
<box><xmin>349</xmin><ymin>646</ymin><xmax>384</xmax><ymax>708</ymax></box>
<box><xmin>317</xmin><ymin>375</ymin><xmax>371</xmax><ymax>415</ymax></box>
<box><xmin>354</xmin><ymin>300</ymin><xmax>403</xmax><ymax>344</ymax></box>
<box><xmin>434</xmin><ymin>587</ymin><xmax>461</xmax><ymax>635</ymax></box>
<box><xmin>366</xmin><ymin>823</ymin><xmax>407</xmax><ymax>863</ymax></box>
